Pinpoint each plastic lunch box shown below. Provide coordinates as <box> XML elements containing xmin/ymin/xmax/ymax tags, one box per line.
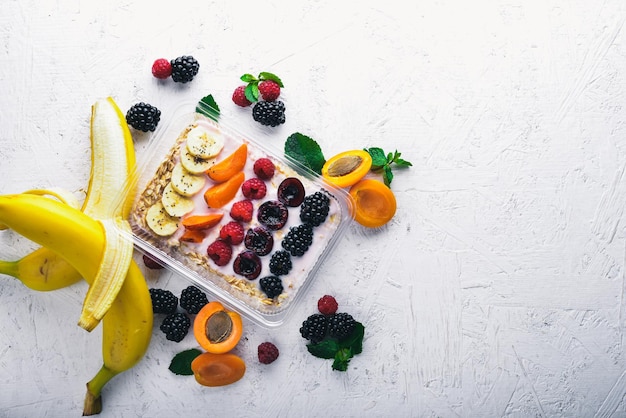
<box><xmin>115</xmin><ymin>101</ymin><xmax>353</xmax><ymax>328</ymax></box>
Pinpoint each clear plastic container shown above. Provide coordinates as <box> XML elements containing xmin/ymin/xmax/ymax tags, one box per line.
<box><xmin>115</xmin><ymin>101</ymin><xmax>353</xmax><ymax>328</ymax></box>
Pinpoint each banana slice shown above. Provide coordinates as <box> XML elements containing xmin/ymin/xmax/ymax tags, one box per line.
<box><xmin>170</xmin><ymin>162</ymin><xmax>206</xmax><ymax>196</ymax></box>
<box><xmin>186</xmin><ymin>126</ymin><xmax>224</xmax><ymax>159</ymax></box>
<box><xmin>180</xmin><ymin>146</ymin><xmax>215</xmax><ymax>174</ymax></box>
<box><xmin>146</xmin><ymin>201</ymin><xmax>180</xmax><ymax>236</ymax></box>
<box><xmin>161</xmin><ymin>182</ymin><xmax>195</xmax><ymax>217</ymax></box>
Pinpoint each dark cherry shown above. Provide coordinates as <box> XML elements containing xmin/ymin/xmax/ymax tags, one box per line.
<box><xmin>232</xmin><ymin>250</ymin><xmax>262</xmax><ymax>280</ymax></box>
<box><xmin>257</xmin><ymin>200</ymin><xmax>288</xmax><ymax>230</ymax></box>
<box><xmin>244</xmin><ymin>226</ymin><xmax>274</xmax><ymax>256</ymax></box>
<box><xmin>277</xmin><ymin>177</ymin><xmax>305</xmax><ymax>207</ymax></box>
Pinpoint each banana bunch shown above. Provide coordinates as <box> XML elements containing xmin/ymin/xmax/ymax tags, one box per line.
<box><xmin>0</xmin><ymin>98</ymin><xmax>153</xmax><ymax>415</ymax></box>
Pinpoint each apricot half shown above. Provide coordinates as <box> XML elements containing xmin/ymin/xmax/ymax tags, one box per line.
<box><xmin>204</xmin><ymin>171</ymin><xmax>245</xmax><ymax>208</ymax></box>
<box><xmin>191</xmin><ymin>352</ymin><xmax>246</xmax><ymax>387</ymax></box>
<box><xmin>349</xmin><ymin>178</ymin><xmax>397</xmax><ymax>228</ymax></box>
<box><xmin>322</xmin><ymin>150</ymin><xmax>372</xmax><ymax>188</ymax></box>
<box><xmin>193</xmin><ymin>301</ymin><xmax>243</xmax><ymax>354</ymax></box>
<box><xmin>206</xmin><ymin>143</ymin><xmax>248</xmax><ymax>183</ymax></box>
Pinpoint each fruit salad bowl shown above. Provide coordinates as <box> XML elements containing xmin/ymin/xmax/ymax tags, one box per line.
<box><xmin>115</xmin><ymin>101</ymin><xmax>353</xmax><ymax>328</ymax></box>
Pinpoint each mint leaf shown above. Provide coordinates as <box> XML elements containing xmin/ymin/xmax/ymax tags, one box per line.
<box><xmin>245</xmin><ymin>83</ymin><xmax>259</xmax><ymax>103</ymax></box>
<box><xmin>196</xmin><ymin>94</ymin><xmax>220</xmax><ymax>122</ymax></box>
<box><xmin>168</xmin><ymin>348</ymin><xmax>202</xmax><ymax>376</ymax></box>
<box><xmin>332</xmin><ymin>347</ymin><xmax>353</xmax><ymax>371</ymax></box>
<box><xmin>383</xmin><ymin>166</ymin><xmax>393</xmax><ymax>187</ymax></box>
<box><xmin>284</xmin><ymin>133</ymin><xmax>326</xmax><ymax>174</ymax></box>
<box><xmin>365</xmin><ymin>147</ymin><xmax>387</xmax><ymax>169</ymax></box>
<box><xmin>240</xmin><ymin>73</ymin><xmax>257</xmax><ymax>83</ymax></box>
<box><xmin>339</xmin><ymin>322</ymin><xmax>365</xmax><ymax>355</ymax></box>
<box><xmin>307</xmin><ymin>339</ymin><xmax>340</xmax><ymax>359</ymax></box>
<box><xmin>258</xmin><ymin>72</ymin><xmax>284</xmax><ymax>87</ymax></box>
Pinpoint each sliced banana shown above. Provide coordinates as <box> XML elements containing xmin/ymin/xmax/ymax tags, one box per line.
<box><xmin>146</xmin><ymin>201</ymin><xmax>180</xmax><ymax>236</ymax></box>
<box><xmin>170</xmin><ymin>162</ymin><xmax>206</xmax><ymax>197</ymax></box>
<box><xmin>161</xmin><ymin>182</ymin><xmax>195</xmax><ymax>217</ymax></box>
<box><xmin>186</xmin><ymin>126</ymin><xmax>224</xmax><ymax>159</ymax></box>
<box><xmin>180</xmin><ymin>146</ymin><xmax>215</xmax><ymax>174</ymax></box>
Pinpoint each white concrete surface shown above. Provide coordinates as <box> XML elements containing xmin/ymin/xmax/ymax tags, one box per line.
<box><xmin>1</xmin><ymin>0</ymin><xmax>626</xmax><ymax>416</ymax></box>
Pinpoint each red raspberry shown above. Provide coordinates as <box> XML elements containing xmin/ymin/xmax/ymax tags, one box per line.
<box><xmin>232</xmin><ymin>85</ymin><xmax>252</xmax><ymax>107</ymax></box>
<box><xmin>317</xmin><ymin>295</ymin><xmax>338</xmax><ymax>316</ymax></box>
<box><xmin>253</xmin><ymin>158</ymin><xmax>275</xmax><ymax>180</ymax></box>
<box><xmin>230</xmin><ymin>199</ymin><xmax>254</xmax><ymax>222</ymax></box>
<box><xmin>152</xmin><ymin>58</ymin><xmax>172</xmax><ymax>79</ymax></box>
<box><xmin>219</xmin><ymin>221</ymin><xmax>245</xmax><ymax>245</ymax></box>
<box><xmin>258</xmin><ymin>80</ymin><xmax>281</xmax><ymax>101</ymax></box>
<box><xmin>206</xmin><ymin>240</ymin><xmax>233</xmax><ymax>266</ymax></box>
<box><xmin>241</xmin><ymin>178</ymin><xmax>267</xmax><ymax>200</ymax></box>
<box><xmin>142</xmin><ymin>253</ymin><xmax>165</xmax><ymax>270</ymax></box>
<box><xmin>257</xmin><ymin>341</ymin><xmax>279</xmax><ymax>364</ymax></box>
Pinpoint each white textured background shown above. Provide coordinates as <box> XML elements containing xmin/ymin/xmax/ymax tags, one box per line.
<box><xmin>1</xmin><ymin>0</ymin><xmax>626</xmax><ymax>417</ymax></box>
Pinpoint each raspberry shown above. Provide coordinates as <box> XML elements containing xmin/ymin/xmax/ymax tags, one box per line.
<box><xmin>232</xmin><ymin>85</ymin><xmax>252</xmax><ymax>107</ymax></box>
<box><xmin>151</xmin><ymin>58</ymin><xmax>172</xmax><ymax>79</ymax></box>
<box><xmin>142</xmin><ymin>253</ymin><xmax>164</xmax><ymax>270</ymax></box>
<box><xmin>179</xmin><ymin>285</ymin><xmax>209</xmax><ymax>314</ymax></box>
<box><xmin>257</xmin><ymin>341</ymin><xmax>279</xmax><ymax>364</ymax></box>
<box><xmin>241</xmin><ymin>178</ymin><xmax>267</xmax><ymax>200</ymax></box>
<box><xmin>253</xmin><ymin>158</ymin><xmax>275</xmax><ymax>180</ymax></box>
<box><xmin>317</xmin><ymin>295</ymin><xmax>338</xmax><ymax>316</ymax></box>
<box><xmin>219</xmin><ymin>221</ymin><xmax>245</xmax><ymax>245</ymax></box>
<box><xmin>258</xmin><ymin>80</ymin><xmax>281</xmax><ymax>101</ymax></box>
<box><xmin>230</xmin><ymin>199</ymin><xmax>254</xmax><ymax>222</ymax></box>
<box><xmin>206</xmin><ymin>240</ymin><xmax>233</xmax><ymax>266</ymax></box>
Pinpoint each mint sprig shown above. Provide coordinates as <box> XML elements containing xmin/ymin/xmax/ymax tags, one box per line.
<box><xmin>306</xmin><ymin>322</ymin><xmax>365</xmax><ymax>371</ymax></box>
<box><xmin>284</xmin><ymin>132</ymin><xmax>326</xmax><ymax>174</ymax></box>
<box><xmin>196</xmin><ymin>94</ymin><xmax>220</xmax><ymax>122</ymax></box>
<box><xmin>239</xmin><ymin>71</ymin><xmax>284</xmax><ymax>103</ymax></box>
<box><xmin>364</xmin><ymin>147</ymin><xmax>412</xmax><ymax>187</ymax></box>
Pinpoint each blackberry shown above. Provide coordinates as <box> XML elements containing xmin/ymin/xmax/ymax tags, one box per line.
<box><xmin>259</xmin><ymin>275</ymin><xmax>284</xmax><ymax>299</ymax></box>
<box><xmin>170</xmin><ymin>55</ymin><xmax>199</xmax><ymax>83</ymax></box>
<box><xmin>149</xmin><ymin>288</ymin><xmax>178</xmax><ymax>314</ymax></box>
<box><xmin>252</xmin><ymin>100</ymin><xmax>286</xmax><ymax>127</ymax></box>
<box><xmin>160</xmin><ymin>312</ymin><xmax>190</xmax><ymax>342</ymax></box>
<box><xmin>281</xmin><ymin>223</ymin><xmax>314</xmax><ymax>257</ymax></box>
<box><xmin>300</xmin><ymin>191</ymin><xmax>331</xmax><ymax>227</ymax></box>
<box><xmin>179</xmin><ymin>285</ymin><xmax>209</xmax><ymax>314</ymax></box>
<box><xmin>299</xmin><ymin>313</ymin><xmax>328</xmax><ymax>344</ymax></box>
<box><xmin>327</xmin><ymin>312</ymin><xmax>357</xmax><ymax>340</ymax></box>
<box><xmin>269</xmin><ymin>250</ymin><xmax>292</xmax><ymax>276</ymax></box>
<box><xmin>126</xmin><ymin>102</ymin><xmax>161</xmax><ymax>132</ymax></box>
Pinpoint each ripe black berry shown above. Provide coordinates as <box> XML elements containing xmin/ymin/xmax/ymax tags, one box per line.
<box><xmin>160</xmin><ymin>312</ymin><xmax>191</xmax><ymax>342</ymax></box>
<box><xmin>252</xmin><ymin>100</ymin><xmax>286</xmax><ymax>127</ymax></box>
<box><xmin>149</xmin><ymin>288</ymin><xmax>178</xmax><ymax>314</ymax></box>
<box><xmin>300</xmin><ymin>191</ymin><xmax>331</xmax><ymax>227</ymax></box>
<box><xmin>179</xmin><ymin>285</ymin><xmax>209</xmax><ymax>314</ymax></box>
<box><xmin>282</xmin><ymin>223</ymin><xmax>314</xmax><ymax>257</ymax></box>
<box><xmin>260</xmin><ymin>275</ymin><xmax>284</xmax><ymax>299</ymax></box>
<box><xmin>300</xmin><ymin>313</ymin><xmax>328</xmax><ymax>344</ymax></box>
<box><xmin>269</xmin><ymin>250</ymin><xmax>292</xmax><ymax>276</ymax></box>
<box><xmin>327</xmin><ymin>312</ymin><xmax>357</xmax><ymax>340</ymax></box>
<box><xmin>170</xmin><ymin>55</ymin><xmax>199</xmax><ymax>83</ymax></box>
<box><xmin>126</xmin><ymin>102</ymin><xmax>161</xmax><ymax>132</ymax></box>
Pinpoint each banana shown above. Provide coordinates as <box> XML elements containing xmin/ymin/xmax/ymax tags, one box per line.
<box><xmin>0</xmin><ymin>193</ymin><xmax>152</xmax><ymax>415</ymax></box>
<box><xmin>180</xmin><ymin>145</ymin><xmax>215</xmax><ymax>174</ymax></box>
<box><xmin>170</xmin><ymin>162</ymin><xmax>206</xmax><ymax>197</ymax></box>
<box><xmin>161</xmin><ymin>182</ymin><xmax>195</xmax><ymax>217</ymax></box>
<box><xmin>83</xmin><ymin>260</ymin><xmax>152</xmax><ymax>416</ymax></box>
<box><xmin>146</xmin><ymin>200</ymin><xmax>180</xmax><ymax>236</ymax></box>
<box><xmin>0</xmin><ymin>249</ymin><xmax>82</xmax><ymax>291</ymax></box>
<box><xmin>185</xmin><ymin>125</ymin><xmax>224</xmax><ymax>159</ymax></box>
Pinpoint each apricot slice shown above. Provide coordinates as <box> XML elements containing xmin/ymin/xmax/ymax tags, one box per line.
<box><xmin>322</xmin><ymin>150</ymin><xmax>372</xmax><ymax>188</ymax></box>
<box><xmin>181</xmin><ymin>213</ymin><xmax>224</xmax><ymax>230</ymax></box>
<box><xmin>191</xmin><ymin>352</ymin><xmax>246</xmax><ymax>387</ymax></box>
<box><xmin>206</xmin><ymin>143</ymin><xmax>248</xmax><ymax>183</ymax></box>
<box><xmin>194</xmin><ymin>301</ymin><xmax>243</xmax><ymax>354</ymax></box>
<box><xmin>349</xmin><ymin>178</ymin><xmax>397</xmax><ymax>228</ymax></box>
<box><xmin>204</xmin><ymin>171</ymin><xmax>245</xmax><ymax>208</ymax></box>
<box><xmin>179</xmin><ymin>228</ymin><xmax>206</xmax><ymax>243</ymax></box>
